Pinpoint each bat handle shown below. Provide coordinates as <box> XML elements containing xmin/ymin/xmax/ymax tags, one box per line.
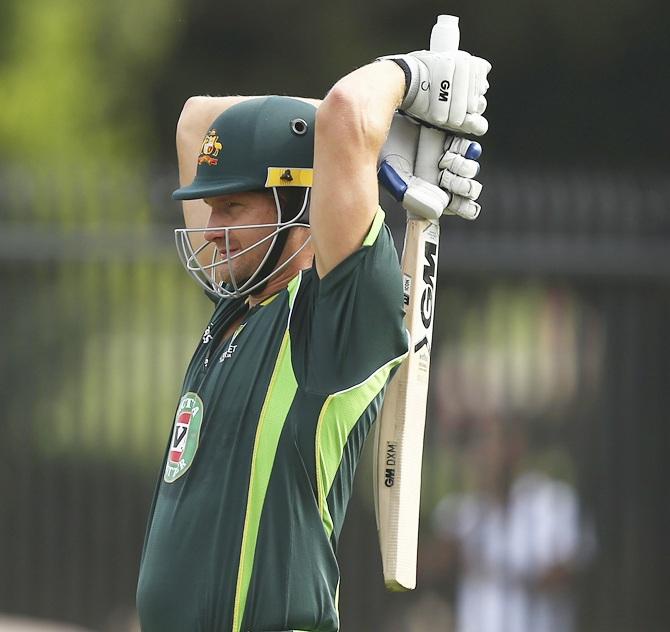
<box><xmin>414</xmin><ymin>15</ymin><xmax>460</xmax><ymax>188</ymax></box>
<box><xmin>414</xmin><ymin>130</ymin><xmax>446</xmax><ymax>185</ymax></box>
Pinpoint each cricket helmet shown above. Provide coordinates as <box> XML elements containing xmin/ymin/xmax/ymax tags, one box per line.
<box><xmin>173</xmin><ymin>96</ymin><xmax>316</xmax><ymax>299</ymax></box>
<box><xmin>173</xmin><ymin>96</ymin><xmax>316</xmax><ymax>201</ymax></box>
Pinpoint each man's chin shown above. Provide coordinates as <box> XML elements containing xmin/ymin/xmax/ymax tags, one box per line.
<box><xmin>217</xmin><ymin>273</ymin><xmax>251</xmax><ymax>289</ymax></box>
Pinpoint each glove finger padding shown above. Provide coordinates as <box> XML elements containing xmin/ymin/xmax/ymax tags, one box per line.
<box><xmin>439</xmin><ymin>171</ymin><xmax>482</xmax><ymax>199</ymax></box>
<box><xmin>440</xmin><ymin>136</ymin><xmax>482</xmax><ymax>177</ymax></box>
<box><xmin>469</xmin><ymin>56</ymin><xmax>491</xmax><ymax>110</ymax></box>
<box><xmin>467</xmin><ymin>61</ymin><xmax>480</xmax><ymax>114</ymax></box>
<box><xmin>465</xmin><ymin>57</ymin><xmax>491</xmax><ymax>133</ymax></box>
<box><xmin>438</xmin><ymin>135</ymin><xmax>483</xmax><ymax>212</ymax></box>
<box><xmin>439</xmin><ymin>153</ymin><xmax>480</xmax><ymax>178</ymax></box>
<box><xmin>475</xmin><ymin>57</ymin><xmax>493</xmax><ymax>91</ymax></box>
<box><xmin>403</xmin><ymin>177</ymin><xmax>451</xmax><ymax>220</ymax></box>
<box><xmin>473</xmin><ymin>96</ymin><xmax>487</xmax><ymax>116</ymax></box>
<box><xmin>447</xmin><ymin>51</ymin><xmax>471</xmax><ymax>129</ymax></box>
<box><xmin>446</xmin><ymin>194</ymin><xmax>481</xmax><ymax>220</ymax></box>
<box><xmin>461</xmin><ymin>113</ymin><xmax>488</xmax><ymax>136</ymax></box>
<box><xmin>443</xmin><ymin>136</ymin><xmax>481</xmax><ymax>159</ymax></box>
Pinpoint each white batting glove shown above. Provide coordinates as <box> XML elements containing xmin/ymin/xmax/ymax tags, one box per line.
<box><xmin>439</xmin><ymin>135</ymin><xmax>482</xmax><ymax>220</ymax></box>
<box><xmin>378</xmin><ymin>113</ymin><xmax>483</xmax><ymax>220</ymax></box>
<box><xmin>379</xmin><ymin>50</ymin><xmax>491</xmax><ymax>136</ymax></box>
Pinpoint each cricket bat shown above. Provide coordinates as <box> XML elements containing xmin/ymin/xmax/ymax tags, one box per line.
<box><xmin>374</xmin><ymin>15</ymin><xmax>460</xmax><ymax>592</ymax></box>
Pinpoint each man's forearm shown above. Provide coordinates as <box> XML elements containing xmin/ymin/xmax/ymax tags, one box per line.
<box><xmin>318</xmin><ymin>60</ymin><xmax>405</xmax><ymax>157</ymax></box>
<box><xmin>307</xmin><ymin>60</ymin><xmax>406</xmax><ymax>276</ymax></box>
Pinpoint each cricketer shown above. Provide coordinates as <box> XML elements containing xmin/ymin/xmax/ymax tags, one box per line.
<box><xmin>136</xmin><ymin>41</ymin><xmax>490</xmax><ymax>631</ymax></box>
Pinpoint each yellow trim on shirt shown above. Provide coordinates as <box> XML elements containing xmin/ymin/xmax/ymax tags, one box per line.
<box><xmin>363</xmin><ymin>207</ymin><xmax>385</xmax><ymax>247</ymax></box>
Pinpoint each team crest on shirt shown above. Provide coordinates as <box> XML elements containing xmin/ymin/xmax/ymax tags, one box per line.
<box><xmin>164</xmin><ymin>392</ymin><xmax>204</xmax><ymax>483</ymax></box>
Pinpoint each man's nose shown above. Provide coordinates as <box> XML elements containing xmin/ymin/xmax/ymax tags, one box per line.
<box><xmin>204</xmin><ymin>224</ymin><xmax>226</xmax><ymax>244</ymax></box>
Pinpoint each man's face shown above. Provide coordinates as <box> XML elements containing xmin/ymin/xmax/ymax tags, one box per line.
<box><xmin>203</xmin><ymin>191</ymin><xmax>278</xmax><ymax>287</ymax></box>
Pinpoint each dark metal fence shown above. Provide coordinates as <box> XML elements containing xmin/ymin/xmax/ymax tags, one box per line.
<box><xmin>1</xmin><ymin>167</ymin><xmax>668</xmax><ymax>631</ymax></box>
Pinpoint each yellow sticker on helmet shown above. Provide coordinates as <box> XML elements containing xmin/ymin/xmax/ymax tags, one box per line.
<box><xmin>265</xmin><ymin>167</ymin><xmax>313</xmax><ymax>187</ymax></box>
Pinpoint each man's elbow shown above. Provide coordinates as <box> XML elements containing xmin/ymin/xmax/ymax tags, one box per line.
<box><xmin>317</xmin><ymin>81</ymin><xmax>385</xmax><ymax>150</ymax></box>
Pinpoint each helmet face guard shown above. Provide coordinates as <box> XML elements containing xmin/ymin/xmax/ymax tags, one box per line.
<box><xmin>172</xmin><ymin>96</ymin><xmax>316</xmax><ymax>298</ymax></box>
<box><xmin>174</xmin><ymin>188</ymin><xmax>311</xmax><ymax>298</ymax></box>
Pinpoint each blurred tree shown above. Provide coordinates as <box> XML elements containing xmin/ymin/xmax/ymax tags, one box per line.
<box><xmin>0</xmin><ymin>0</ymin><xmax>179</xmax><ymax>166</ymax></box>
<box><xmin>0</xmin><ymin>0</ymin><xmax>196</xmax><ymax>472</ymax></box>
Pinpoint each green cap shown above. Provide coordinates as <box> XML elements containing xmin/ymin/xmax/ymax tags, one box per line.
<box><xmin>173</xmin><ymin>96</ymin><xmax>316</xmax><ymax>201</ymax></box>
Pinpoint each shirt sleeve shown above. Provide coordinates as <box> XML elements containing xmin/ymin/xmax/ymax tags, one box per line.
<box><xmin>291</xmin><ymin>208</ymin><xmax>409</xmax><ymax>394</ymax></box>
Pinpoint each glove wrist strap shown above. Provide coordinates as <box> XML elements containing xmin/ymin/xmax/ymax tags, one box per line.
<box><xmin>388</xmin><ymin>58</ymin><xmax>411</xmax><ymax>100</ymax></box>
<box><xmin>377</xmin><ymin>56</ymin><xmax>420</xmax><ymax>110</ymax></box>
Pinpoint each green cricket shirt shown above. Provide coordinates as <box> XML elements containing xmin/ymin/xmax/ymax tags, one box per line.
<box><xmin>136</xmin><ymin>209</ymin><xmax>408</xmax><ymax>632</ymax></box>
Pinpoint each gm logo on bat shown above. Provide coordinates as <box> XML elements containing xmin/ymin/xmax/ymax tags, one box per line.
<box><xmin>414</xmin><ymin>240</ymin><xmax>437</xmax><ymax>353</ymax></box>
<box><xmin>384</xmin><ymin>441</ymin><xmax>397</xmax><ymax>487</ymax></box>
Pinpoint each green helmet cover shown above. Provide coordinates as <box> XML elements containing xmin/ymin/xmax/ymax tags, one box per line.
<box><xmin>173</xmin><ymin>96</ymin><xmax>316</xmax><ymax>201</ymax></box>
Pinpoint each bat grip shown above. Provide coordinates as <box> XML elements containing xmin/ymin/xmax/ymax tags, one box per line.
<box><xmin>414</xmin><ymin>128</ymin><xmax>444</xmax><ymax>184</ymax></box>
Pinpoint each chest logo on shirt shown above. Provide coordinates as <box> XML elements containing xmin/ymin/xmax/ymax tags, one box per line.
<box><xmin>164</xmin><ymin>392</ymin><xmax>204</xmax><ymax>483</ymax></box>
<box><xmin>219</xmin><ymin>322</ymin><xmax>246</xmax><ymax>364</ymax></box>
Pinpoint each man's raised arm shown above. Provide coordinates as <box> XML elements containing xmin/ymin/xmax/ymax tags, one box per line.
<box><xmin>310</xmin><ymin>61</ymin><xmax>406</xmax><ymax>278</ymax></box>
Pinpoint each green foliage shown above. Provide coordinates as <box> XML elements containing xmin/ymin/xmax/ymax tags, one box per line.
<box><xmin>34</xmin><ymin>258</ymin><xmax>211</xmax><ymax>471</ymax></box>
<box><xmin>0</xmin><ymin>0</ymin><xmax>179</xmax><ymax>166</ymax></box>
<box><xmin>0</xmin><ymin>1</ymin><xmax>194</xmax><ymax>470</ymax></box>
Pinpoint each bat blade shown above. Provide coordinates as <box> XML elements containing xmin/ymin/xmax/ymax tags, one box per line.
<box><xmin>374</xmin><ymin>215</ymin><xmax>439</xmax><ymax>591</ymax></box>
